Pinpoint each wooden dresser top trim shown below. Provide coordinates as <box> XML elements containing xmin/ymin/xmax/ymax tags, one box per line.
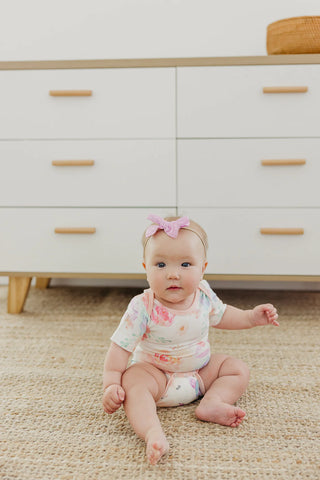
<box><xmin>1</xmin><ymin>54</ymin><xmax>320</xmax><ymax>70</ymax></box>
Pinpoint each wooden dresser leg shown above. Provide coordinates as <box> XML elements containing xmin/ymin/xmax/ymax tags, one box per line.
<box><xmin>8</xmin><ymin>276</ymin><xmax>32</xmax><ymax>314</ymax></box>
<box><xmin>35</xmin><ymin>278</ymin><xmax>51</xmax><ymax>289</ymax></box>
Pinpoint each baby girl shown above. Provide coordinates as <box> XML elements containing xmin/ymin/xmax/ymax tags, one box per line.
<box><xmin>102</xmin><ymin>215</ymin><xmax>279</xmax><ymax>465</ymax></box>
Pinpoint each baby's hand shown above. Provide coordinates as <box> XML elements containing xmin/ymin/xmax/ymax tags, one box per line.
<box><xmin>251</xmin><ymin>304</ymin><xmax>279</xmax><ymax>327</ymax></box>
<box><xmin>102</xmin><ymin>384</ymin><xmax>125</xmax><ymax>414</ymax></box>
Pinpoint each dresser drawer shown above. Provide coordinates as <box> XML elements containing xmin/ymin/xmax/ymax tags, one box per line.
<box><xmin>0</xmin><ymin>140</ymin><xmax>175</xmax><ymax>207</ymax></box>
<box><xmin>0</xmin><ymin>68</ymin><xmax>175</xmax><ymax>139</ymax></box>
<box><xmin>178</xmin><ymin>139</ymin><xmax>320</xmax><ymax>208</ymax></box>
<box><xmin>181</xmin><ymin>208</ymin><xmax>320</xmax><ymax>275</ymax></box>
<box><xmin>0</xmin><ymin>208</ymin><xmax>175</xmax><ymax>273</ymax></box>
<box><xmin>177</xmin><ymin>65</ymin><xmax>320</xmax><ymax>138</ymax></box>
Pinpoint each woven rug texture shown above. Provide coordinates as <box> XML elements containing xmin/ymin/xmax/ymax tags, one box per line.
<box><xmin>0</xmin><ymin>285</ymin><xmax>319</xmax><ymax>480</ymax></box>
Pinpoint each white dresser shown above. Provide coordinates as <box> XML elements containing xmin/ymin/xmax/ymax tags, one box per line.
<box><xmin>0</xmin><ymin>64</ymin><xmax>176</xmax><ymax>312</ymax></box>
<box><xmin>177</xmin><ymin>62</ymin><xmax>320</xmax><ymax>277</ymax></box>
<box><xmin>1</xmin><ymin>55</ymin><xmax>320</xmax><ymax>312</ymax></box>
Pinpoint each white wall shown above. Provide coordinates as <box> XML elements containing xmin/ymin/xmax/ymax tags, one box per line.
<box><xmin>1</xmin><ymin>0</ymin><xmax>319</xmax><ymax>61</ymax></box>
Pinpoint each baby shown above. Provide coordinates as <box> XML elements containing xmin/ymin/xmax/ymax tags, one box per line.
<box><xmin>102</xmin><ymin>215</ymin><xmax>279</xmax><ymax>465</ymax></box>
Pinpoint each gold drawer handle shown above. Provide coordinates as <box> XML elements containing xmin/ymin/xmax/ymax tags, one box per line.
<box><xmin>261</xmin><ymin>159</ymin><xmax>306</xmax><ymax>166</ymax></box>
<box><xmin>49</xmin><ymin>90</ymin><xmax>92</xmax><ymax>97</ymax></box>
<box><xmin>260</xmin><ymin>228</ymin><xmax>304</xmax><ymax>235</ymax></box>
<box><xmin>263</xmin><ymin>86</ymin><xmax>308</xmax><ymax>94</ymax></box>
<box><xmin>52</xmin><ymin>160</ymin><xmax>95</xmax><ymax>166</ymax></box>
<box><xmin>55</xmin><ymin>228</ymin><xmax>96</xmax><ymax>234</ymax></box>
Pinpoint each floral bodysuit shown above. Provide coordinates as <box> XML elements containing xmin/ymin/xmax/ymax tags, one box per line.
<box><xmin>111</xmin><ymin>280</ymin><xmax>226</xmax><ymax>374</ymax></box>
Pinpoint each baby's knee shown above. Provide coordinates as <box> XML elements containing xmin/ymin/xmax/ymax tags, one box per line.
<box><xmin>121</xmin><ymin>365</ymin><xmax>141</xmax><ymax>392</ymax></box>
<box><xmin>121</xmin><ymin>363</ymin><xmax>165</xmax><ymax>400</ymax></box>
<box><xmin>234</xmin><ymin>359</ymin><xmax>250</xmax><ymax>382</ymax></box>
<box><xmin>224</xmin><ymin>357</ymin><xmax>250</xmax><ymax>381</ymax></box>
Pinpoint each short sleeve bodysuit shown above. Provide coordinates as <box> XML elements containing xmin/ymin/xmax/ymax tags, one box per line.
<box><xmin>110</xmin><ymin>280</ymin><xmax>226</xmax><ymax>373</ymax></box>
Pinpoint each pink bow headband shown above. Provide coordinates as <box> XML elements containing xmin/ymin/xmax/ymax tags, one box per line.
<box><xmin>145</xmin><ymin>214</ymin><xmax>190</xmax><ymax>239</ymax></box>
<box><xmin>144</xmin><ymin>214</ymin><xmax>207</xmax><ymax>252</ymax></box>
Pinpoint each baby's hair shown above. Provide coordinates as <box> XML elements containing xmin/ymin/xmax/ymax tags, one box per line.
<box><xmin>142</xmin><ymin>216</ymin><xmax>208</xmax><ymax>257</ymax></box>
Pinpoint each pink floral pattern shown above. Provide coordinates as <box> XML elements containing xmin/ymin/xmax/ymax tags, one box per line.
<box><xmin>111</xmin><ymin>280</ymin><xmax>226</xmax><ymax>372</ymax></box>
<box><xmin>151</xmin><ymin>305</ymin><xmax>175</xmax><ymax>326</ymax></box>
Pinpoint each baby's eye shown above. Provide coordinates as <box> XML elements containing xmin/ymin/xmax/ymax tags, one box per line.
<box><xmin>157</xmin><ymin>262</ymin><xmax>166</xmax><ymax>268</ymax></box>
<box><xmin>181</xmin><ymin>262</ymin><xmax>191</xmax><ymax>267</ymax></box>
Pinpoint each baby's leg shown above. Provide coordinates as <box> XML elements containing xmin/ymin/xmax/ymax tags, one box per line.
<box><xmin>196</xmin><ymin>354</ymin><xmax>250</xmax><ymax>427</ymax></box>
<box><xmin>121</xmin><ymin>362</ymin><xmax>168</xmax><ymax>465</ymax></box>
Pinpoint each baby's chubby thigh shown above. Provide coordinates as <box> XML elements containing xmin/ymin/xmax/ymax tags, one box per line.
<box><xmin>121</xmin><ymin>362</ymin><xmax>167</xmax><ymax>403</ymax></box>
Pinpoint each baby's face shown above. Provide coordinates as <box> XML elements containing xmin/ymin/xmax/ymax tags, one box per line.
<box><xmin>143</xmin><ymin>229</ymin><xmax>207</xmax><ymax>310</ymax></box>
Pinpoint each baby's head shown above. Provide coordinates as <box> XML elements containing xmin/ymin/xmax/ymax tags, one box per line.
<box><xmin>141</xmin><ymin>215</ymin><xmax>208</xmax><ymax>308</ymax></box>
<box><xmin>142</xmin><ymin>215</ymin><xmax>208</xmax><ymax>260</ymax></box>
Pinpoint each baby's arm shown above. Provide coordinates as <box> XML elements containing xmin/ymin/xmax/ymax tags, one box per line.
<box><xmin>216</xmin><ymin>303</ymin><xmax>279</xmax><ymax>330</ymax></box>
<box><xmin>102</xmin><ymin>342</ymin><xmax>131</xmax><ymax>414</ymax></box>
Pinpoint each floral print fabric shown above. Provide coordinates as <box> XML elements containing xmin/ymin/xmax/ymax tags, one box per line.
<box><xmin>110</xmin><ymin>280</ymin><xmax>226</xmax><ymax>373</ymax></box>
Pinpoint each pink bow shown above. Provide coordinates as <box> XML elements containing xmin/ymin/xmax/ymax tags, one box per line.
<box><xmin>145</xmin><ymin>214</ymin><xmax>190</xmax><ymax>239</ymax></box>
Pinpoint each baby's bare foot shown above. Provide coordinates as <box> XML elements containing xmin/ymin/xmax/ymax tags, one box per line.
<box><xmin>145</xmin><ymin>428</ymin><xmax>169</xmax><ymax>465</ymax></box>
<box><xmin>195</xmin><ymin>399</ymin><xmax>246</xmax><ymax>427</ymax></box>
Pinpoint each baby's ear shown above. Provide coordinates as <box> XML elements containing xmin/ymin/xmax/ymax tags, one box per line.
<box><xmin>202</xmin><ymin>262</ymin><xmax>208</xmax><ymax>274</ymax></box>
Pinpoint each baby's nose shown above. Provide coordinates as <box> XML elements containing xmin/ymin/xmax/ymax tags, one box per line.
<box><xmin>167</xmin><ymin>269</ymin><xmax>180</xmax><ymax>279</ymax></box>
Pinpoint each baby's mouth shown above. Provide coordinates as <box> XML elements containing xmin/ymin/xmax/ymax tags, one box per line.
<box><xmin>167</xmin><ymin>286</ymin><xmax>181</xmax><ymax>290</ymax></box>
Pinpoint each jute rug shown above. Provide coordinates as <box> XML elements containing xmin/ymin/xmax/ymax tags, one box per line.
<box><xmin>0</xmin><ymin>285</ymin><xmax>319</xmax><ymax>480</ymax></box>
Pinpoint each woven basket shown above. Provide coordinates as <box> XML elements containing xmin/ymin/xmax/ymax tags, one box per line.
<box><xmin>267</xmin><ymin>16</ymin><xmax>320</xmax><ymax>55</ymax></box>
